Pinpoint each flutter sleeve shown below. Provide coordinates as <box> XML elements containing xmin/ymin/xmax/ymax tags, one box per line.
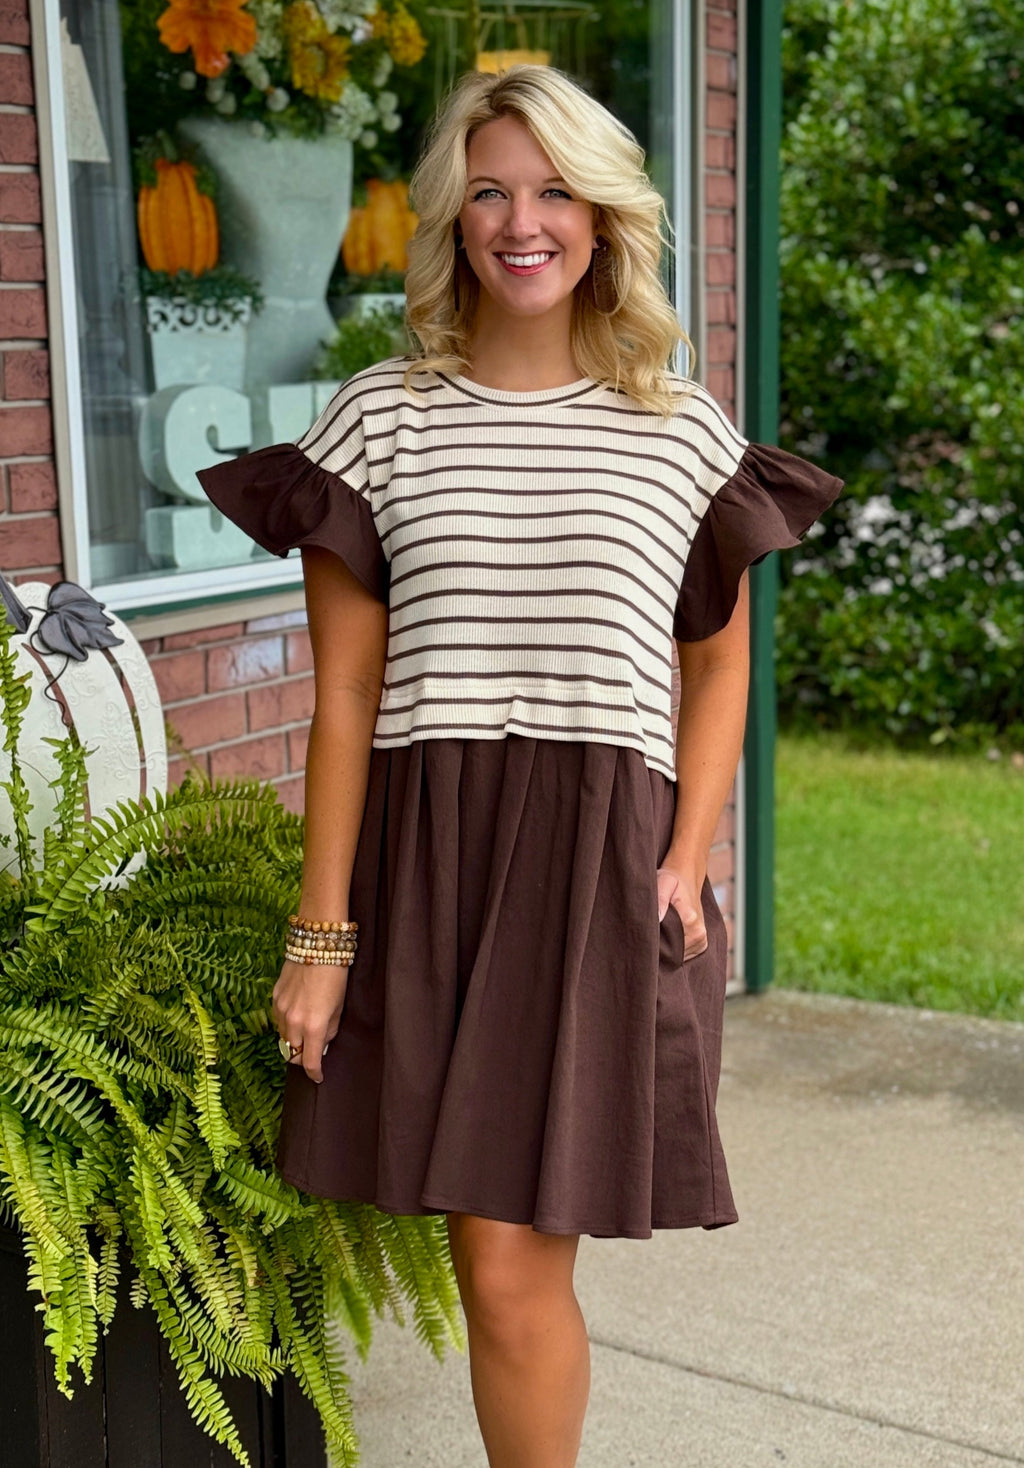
<box><xmin>673</xmin><ymin>439</ymin><xmax>843</xmax><ymax>642</ymax></box>
<box><xmin>195</xmin><ymin>386</ymin><xmax>389</xmax><ymax>604</ymax></box>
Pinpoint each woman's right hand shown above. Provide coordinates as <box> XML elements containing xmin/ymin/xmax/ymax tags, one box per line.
<box><xmin>272</xmin><ymin>960</ymin><xmax>350</xmax><ymax>1084</ymax></box>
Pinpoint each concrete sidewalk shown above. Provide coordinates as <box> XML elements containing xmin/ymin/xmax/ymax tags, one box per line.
<box><xmin>347</xmin><ymin>992</ymin><xmax>1024</xmax><ymax>1466</ymax></box>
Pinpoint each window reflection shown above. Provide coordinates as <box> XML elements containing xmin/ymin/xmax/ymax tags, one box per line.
<box><xmin>59</xmin><ymin>0</ymin><xmax>677</xmax><ymax>594</ymax></box>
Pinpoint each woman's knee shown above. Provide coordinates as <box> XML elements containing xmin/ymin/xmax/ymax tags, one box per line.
<box><xmin>447</xmin><ymin>1213</ymin><xmax>579</xmax><ymax>1341</ymax></box>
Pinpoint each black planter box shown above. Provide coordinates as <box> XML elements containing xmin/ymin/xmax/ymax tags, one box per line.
<box><xmin>1</xmin><ymin>1227</ymin><xmax>327</xmax><ymax>1468</ymax></box>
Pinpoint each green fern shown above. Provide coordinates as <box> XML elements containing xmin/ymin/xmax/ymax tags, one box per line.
<box><xmin>0</xmin><ymin>620</ymin><xmax>464</xmax><ymax>1465</ymax></box>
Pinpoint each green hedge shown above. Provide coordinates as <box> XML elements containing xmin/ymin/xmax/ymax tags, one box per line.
<box><xmin>776</xmin><ymin>0</ymin><xmax>1024</xmax><ymax>745</ymax></box>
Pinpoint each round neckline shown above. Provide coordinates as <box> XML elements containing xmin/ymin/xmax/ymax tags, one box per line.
<box><xmin>444</xmin><ymin>372</ymin><xmax>603</xmax><ymax>406</ymax></box>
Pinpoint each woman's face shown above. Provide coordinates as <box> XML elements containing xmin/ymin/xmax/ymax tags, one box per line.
<box><xmin>458</xmin><ymin>115</ymin><xmax>597</xmax><ymax>328</ymax></box>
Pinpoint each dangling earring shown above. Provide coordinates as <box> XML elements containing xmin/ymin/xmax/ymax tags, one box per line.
<box><xmin>592</xmin><ymin>241</ymin><xmax>619</xmax><ymax>315</ymax></box>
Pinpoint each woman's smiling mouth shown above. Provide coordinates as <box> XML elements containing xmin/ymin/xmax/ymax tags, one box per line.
<box><xmin>496</xmin><ymin>251</ymin><xmax>556</xmax><ymax>274</ymax></box>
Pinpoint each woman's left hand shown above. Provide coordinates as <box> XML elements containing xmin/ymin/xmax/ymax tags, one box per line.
<box><xmin>656</xmin><ymin>864</ymin><xmax>708</xmax><ymax>961</ymax></box>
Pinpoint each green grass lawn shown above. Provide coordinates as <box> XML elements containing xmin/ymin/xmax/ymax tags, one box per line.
<box><xmin>774</xmin><ymin>732</ymin><xmax>1024</xmax><ymax>1021</ymax></box>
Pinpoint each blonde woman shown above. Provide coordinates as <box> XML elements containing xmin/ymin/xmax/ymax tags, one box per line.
<box><xmin>200</xmin><ymin>65</ymin><xmax>841</xmax><ymax>1468</ymax></box>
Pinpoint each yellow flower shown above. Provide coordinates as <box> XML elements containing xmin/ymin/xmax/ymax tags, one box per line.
<box><xmin>157</xmin><ymin>0</ymin><xmax>257</xmax><ymax>79</ymax></box>
<box><xmin>367</xmin><ymin>7</ymin><xmax>390</xmax><ymax>41</ymax></box>
<box><xmin>282</xmin><ymin>1</ymin><xmax>351</xmax><ymax>102</ymax></box>
<box><xmin>387</xmin><ymin>4</ymin><xmax>426</xmax><ymax>67</ymax></box>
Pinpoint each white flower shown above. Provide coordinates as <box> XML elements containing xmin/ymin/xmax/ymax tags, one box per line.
<box><xmin>382</xmin><ymin>112</ymin><xmax>401</xmax><ymax>133</ymax></box>
<box><xmin>248</xmin><ymin>120</ymin><xmax>268</xmax><ymax>139</ymax></box>
<box><xmin>238</xmin><ymin>50</ymin><xmax>270</xmax><ymax>91</ymax></box>
<box><xmin>377</xmin><ymin>90</ymin><xmax>398</xmax><ymax>115</ymax></box>
<box><xmin>373</xmin><ymin>53</ymin><xmax>394</xmax><ymax>87</ymax></box>
<box><xmin>215</xmin><ymin>92</ymin><xmax>238</xmax><ymax>115</ymax></box>
<box><xmin>266</xmin><ymin>87</ymin><xmax>291</xmax><ymax>113</ymax></box>
<box><xmin>327</xmin><ymin>80</ymin><xmax>378</xmax><ymax>140</ymax></box>
<box><xmin>360</xmin><ymin>129</ymin><xmax>379</xmax><ymax>148</ymax></box>
<box><xmin>206</xmin><ymin>77</ymin><xmax>226</xmax><ymax>102</ymax></box>
<box><xmin>178</xmin><ymin>69</ymin><xmax>198</xmax><ymax>91</ymax></box>
<box><xmin>249</xmin><ymin>0</ymin><xmax>284</xmax><ymax>58</ymax></box>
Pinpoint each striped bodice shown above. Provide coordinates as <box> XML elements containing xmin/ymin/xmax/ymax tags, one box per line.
<box><xmin>296</xmin><ymin>358</ymin><xmax>750</xmax><ymax>783</ymax></box>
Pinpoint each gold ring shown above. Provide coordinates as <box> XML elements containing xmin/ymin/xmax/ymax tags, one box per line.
<box><xmin>278</xmin><ymin>1036</ymin><xmax>302</xmax><ymax>1061</ymax></box>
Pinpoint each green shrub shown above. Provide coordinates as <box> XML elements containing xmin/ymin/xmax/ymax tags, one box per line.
<box><xmin>0</xmin><ymin>621</ymin><xmax>462</xmax><ymax>1465</ymax></box>
<box><xmin>777</xmin><ymin>0</ymin><xmax>1024</xmax><ymax>744</ymax></box>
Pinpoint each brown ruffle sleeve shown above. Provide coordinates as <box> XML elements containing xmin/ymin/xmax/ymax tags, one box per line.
<box><xmin>196</xmin><ymin>444</ymin><xmax>389</xmax><ymax>603</ymax></box>
<box><xmin>673</xmin><ymin>441</ymin><xmax>843</xmax><ymax>642</ymax></box>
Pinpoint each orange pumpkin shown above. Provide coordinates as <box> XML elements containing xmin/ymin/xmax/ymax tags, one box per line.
<box><xmin>137</xmin><ymin>158</ymin><xmax>219</xmax><ymax>276</ymax></box>
<box><xmin>342</xmin><ymin>179</ymin><xmax>418</xmax><ymax>276</ymax></box>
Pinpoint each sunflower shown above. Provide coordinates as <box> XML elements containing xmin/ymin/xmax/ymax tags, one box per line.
<box><xmin>157</xmin><ymin>0</ymin><xmax>257</xmax><ymax>79</ymax></box>
<box><xmin>282</xmin><ymin>1</ymin><xmax>351</xmax><ymax>103</ymax></box>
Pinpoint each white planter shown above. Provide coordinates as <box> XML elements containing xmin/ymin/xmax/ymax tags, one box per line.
<box><xmin>177</xmin><ymin>116</ymin><xmax>353</xmax><ymax>389</ymax></box>
<box><xmin>145</xmin><ymin>294</ymin><xmax>251</xmax><ymax>391</ymax></box>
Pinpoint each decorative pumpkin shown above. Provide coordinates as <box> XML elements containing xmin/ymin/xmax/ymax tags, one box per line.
<box><xmin>137</xmin><ymin>158</ymin><xmax>219</xmax><ymax>276</ymax></box>
<box><xmin>342</xmin><ymin>178</ymin><xmax>418</xmax><ymax>276</ymax></box>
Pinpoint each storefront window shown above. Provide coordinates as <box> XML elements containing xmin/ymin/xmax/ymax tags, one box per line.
<box><xmin>53</xmin><ymin>0</ymin><xmax>686</xmax><ymax>609</ymax></box>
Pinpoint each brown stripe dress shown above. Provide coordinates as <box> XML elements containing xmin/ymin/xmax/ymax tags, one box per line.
<box><xmin>198</xmin><ymin>360</ymin><xmax>842</xmax><ymax>1239</ymax></box>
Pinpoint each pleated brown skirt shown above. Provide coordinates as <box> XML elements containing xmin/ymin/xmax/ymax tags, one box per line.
<box><xmin>277</xmin><ymin>734</ymin><xmax>737</xmax><ymax>1239</ymax></box>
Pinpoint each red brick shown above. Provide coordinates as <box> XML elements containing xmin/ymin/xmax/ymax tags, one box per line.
<box><xmin>705</xmin><ymin>367</ymin><xmax>735</xmax><ymax>405</ymax></box>
<box><xmin>2</xmin><ymin>347</ymin><xmax>48</xmax><ymax>398</ymax></box>
<box><xmin>707</xmin><ymin>290</ymin><xmax>737</xmax><ymax>325</ymax></box>
<box><xmin>275</xmin><ymin>774</ymin><xmax>305</xmax><ymax>815</ymax></box>
<box><xmin>245</xmin><ymin>608</ymin><xmax>308</xmax><ymax>635</ymax></box>
<box><xmin>209</xmin><ymin>732</ymin><xmax>287</xmax><ymax>782</ymax></box>
<box><xmin>167</xmin><ymin>752</ymin><xmax>210</xmax><ymax>787</ymax></box>
<box><xmin>708</xmin><ymin>12</ymin><xmax>738</xmax><ymax>49</ymax></box>
<box><xmin>705</xmin><ymin>134</ymin><xmax>736</xmax><ymax>170</ymax></box>
<box><xmin>708</xmin><ymin>844</ymin><xmax>733</xmax><ymax>885</ymax></box>
<box><xmin>0</xmin><ymin>52</ymin><xmax>32</xmax><ymax>104</ymax></box>
<box><xmin>138</xmin><ymin>638</ymin><xmax>162</xmax><ymax>657</ymax></box>
<box><xmin>706</xmin><ymin>54</ymin><xmax>736</xmax><ymax>91</ymax></box>
<box><xmin>247</xmin><ymin>675</ymin><xmax>315</xmax><ymax>732</ymax></box>
<box><xmin>0</xmin><ymin>285</ymin><xmax>46</xmax><ymax>337</ymax></box>
<box><xmin>705</xmin><ymin>214</ymin><xmax>735</xmax><ymax>248</ymax></box>
<box><xmin>0</xmin><ymin>404</ymin><xmax>51</xmax><ymax>455</ymax></box>
<box><xmin>713</xmin><ymin>806</ymin><xmax>737</xmax><ymax>845</ymax></box>
<box><xmin>707</xmin><ymin>92</ymin><xmax>737</xmax><ymax>131</ymax></box>
<box><xmin>151</xmin><ymin>648</ymin><xmax>206</xmax><ymax>704</ymax></box>
<box><xmin>0</xmin><ymin>173</ymin><xmax>40</xmax><ymax>224</ymax></box>
<box><xmin>0</xmin><ymin>2</ymin><xmax>29</xmax><ymax>44</ymax></box>
<box><xmin>1</xmin><ymin>512</ymin><xmax>60</xmax><ymax>569</ymax></box>
<box><xmin>287</xmin><ymin>726</ymin><xmax>309</xmax><ymax>771</ymax></box>
<box><xmin>207</xmin><ymin>635</ymin><xmax>284</xmax><ymax>691</ymax></box>
<box><xmin>166</xmin><ymin>692</ymin><xmax>246</xmax><ymax>752</ymax></box>
<box><xmin>706</xmin><ymin>253</ymin><xmax>736</xmax><ymax>286</ymax></box>
<box><xmin>162</xmin><ymin>621</ymin><xmax>245</xmax><ymax>651</ymax></box>
<box><xmin>7</xmin><ymin>460</ymin><xmax>55</xmax><ymax>511</ymax></box>
<box><xmin>706</xmin><ymin>173</ymin><xmax>736</xmax><ymax>210</ymax></box>
<box><xmin>285</xmin><ymin>628</ymin><xmax>314</xmax><ymax>675</ymax></box>
<box><xmin>0</xmin><ymin>229</ymin><xmax>43</xmax><ymax>282</ymax></box>
<box><xmin>0</xmin><ymin>115</ymin><xmax>37</xmax><ymax>166</ymax></box>
<box><xmin>707</xmin><ymin>326</ymin><xmax>737</xmax><ymax>363</ymax></box>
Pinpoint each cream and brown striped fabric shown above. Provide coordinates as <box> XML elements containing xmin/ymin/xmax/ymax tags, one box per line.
<box><xmin>295</xmin><ymin>357</ymin><xmax>752</xmax><ymax>784</ymax></box>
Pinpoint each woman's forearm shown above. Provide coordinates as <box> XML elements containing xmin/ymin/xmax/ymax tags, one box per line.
<box><xmin>667</xmin><ymin>659</ymin><xmax>749</xmax><ymax>887</ymax></box>
<box><xmin>296</xmin><ymin>694</ymin><xmax>380</xmax><ymax>921</ymax></box>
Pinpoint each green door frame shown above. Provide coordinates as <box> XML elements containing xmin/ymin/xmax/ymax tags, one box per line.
<box><xmin>742</xmin><ymin>0</ymin><xmax>783</xmax><ymax>991</ymax></box>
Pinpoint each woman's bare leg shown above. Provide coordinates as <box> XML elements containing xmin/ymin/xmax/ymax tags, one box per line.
<box><xmin>446</xmin><ymin>1212</ymin><xmax>590</xmax><ymax>1468</ymax></box>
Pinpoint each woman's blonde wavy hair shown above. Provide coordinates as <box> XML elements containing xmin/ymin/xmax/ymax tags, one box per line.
<box><xmin>403</xmin><ymin>65</ymin><xmax>694</xmax><ymax>416</ymax></box>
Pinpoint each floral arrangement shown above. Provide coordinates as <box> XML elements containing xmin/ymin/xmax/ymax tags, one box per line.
<box><xmin>154</xmin><ymin>0</ymin><xmax>427</xmax><ymax>141</ymax></box>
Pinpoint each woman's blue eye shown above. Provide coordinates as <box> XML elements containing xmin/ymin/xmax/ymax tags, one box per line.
<box><xmin>472</xmin><ymin>188</ymin><xmax>503</xmax><ymax>201</ymax></box>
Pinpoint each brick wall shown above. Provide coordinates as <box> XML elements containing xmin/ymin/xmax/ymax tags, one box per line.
<box><xmin>0</xmin><ymin>0</ymin><xmax>60</xmax><ymax>584</ymax></box>
<box><xmin>145</xmin><ymin>610</ymin><xmax>315</xmax><ymax>816</ymax></box>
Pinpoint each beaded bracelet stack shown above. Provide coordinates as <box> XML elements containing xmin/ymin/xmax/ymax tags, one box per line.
<box><xmin>285</xmin><ymin>915</ymin><xmax>359</xmax><ymax>967</ymax></box>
